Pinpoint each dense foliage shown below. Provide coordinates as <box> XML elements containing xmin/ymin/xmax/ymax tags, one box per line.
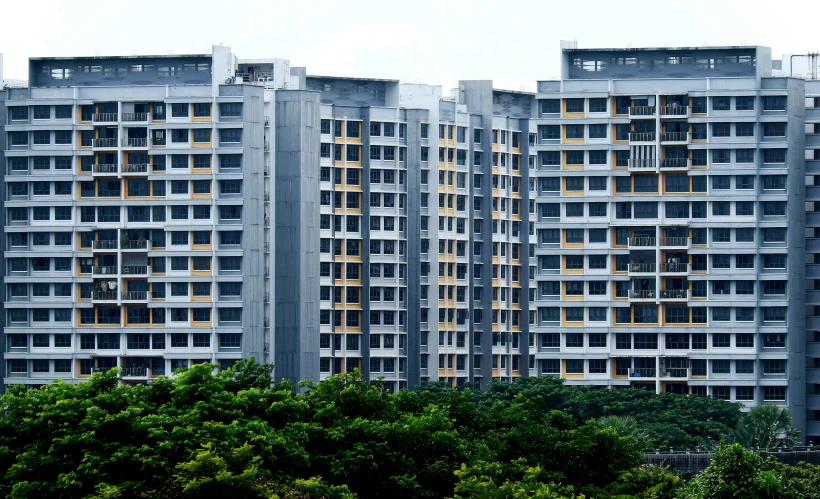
<box><xmin>0</xmin><ymin>360</ymin><xmax>814</xmax><ymax>499</ymax></box>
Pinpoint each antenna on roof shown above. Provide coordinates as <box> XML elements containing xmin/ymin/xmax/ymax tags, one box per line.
<box><xmin>167</xmin><ymin>50</ymin><xmax>174</xmax><ymax>55</ymax></box>
<box><xmin>131</xmin><ymin>51</ymin><xmax>137</xmax><ymax>56</ymax></box>
<box><xmin>703</xmin><ymin>41</ymin><xmax>709</xmax><ymax>47</ymax></box>
<box><xmin>94</xmin><ymin>51</ymin><xmax>100</xmax><ymax>57</ymax></box>
<box><xmin>626</xmin><ymin>43</ymin><xmax>632</xmax><ymax>48</ymax></box>
<box><xmin>741</xmin><ymin>40</ymin><xmax>747</xmax><ymax>46</ymax></box>
<box><xmin>665</xmin><ymin>42</ymin><xmax>671</xmax><ymax>48</ymax></box>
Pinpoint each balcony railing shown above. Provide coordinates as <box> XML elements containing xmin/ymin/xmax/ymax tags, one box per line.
<box><xmin>93</xmin><ymin>163</ymin><xmax>119</xmax><ymax>173</ymax></box>
<box><xmin>93</xmin><ymin>113</ymin><xmax>118</xmax><ymax>122</ymax></box>
<box><xmin>122</xmin><ymin>163</ymin><xmax>148</xmax><ymax>173</ymax></box>
<box><xmin>92</xmin><ymin>291</ymin><xmax>118</xmax><ymax>301</ymax></box>
<box><xmin>616</xmin><ymin>106</ymin><xmax>631</xmax><ymax>115</ymax></box>
<box><xmin>662</xmin><ymin>237</ymin><xmax>689</xmax><ymax>247</ymax></box>
<box><xmin>628</xmin><ymin>158</ymin><xmax>657</xmax><ymax>170</ymax></box>
<box><xmin>629</xmin><ymin>106</ymin><xmax>656</xmax><ymax>116</ymax></box>
<box><xmin>121</xmin><ymin>366</ymin><xmax>148</xmax><ymax>377</ymax></box>
<box><xmin>93</xmin><ymin>266</ymin><xmax>118</xmax><ymax>275</ymax></box>
<box><xmin>122</xmin><ymin>112</ymin><xmax>148</xmax><ymax>122</ymax></box>
<box><xmin>92</xmin><ymin>138</ymin><xmax>118</xmax><ymax>148</ymax></box>
<box><xmin>661</xmin><ymin>289</ymin><xmax>689</xmax><ymax>299</ymax></box>
<box><xmin>629</xmin><ymin>263</ymin><xmax>657</xmax><ymax>273</ymax></box>
<box><xmin>121</xmin><ymin>265</ymin><xmax>148</xmax><ymax>275</ymax></box>
<box><xmin>121</xmin><ymin>239</ymin><xmax>148</xmax><ymax>250</ymax></box>
<box><xmin>660</xmin><ymin>132</ymin><xmax>689</xmax><ymax>142</ymax></box>
<box><xmin>660</xmin><ymin>158</ymin><xmax>690</xmax><ymax>169</ymax></box>
<box><xmin>661</xmin><ymin>105</ymin><xmax>688</xmax><ymax>116</ymax></box>
<box><xmin>661</xmin><ymin>368</ymin><xmax>688</xmax><ymax>378</ymax></box>
<box><xmin>629</xmin><ymin>368</ymin><xmax>657</xmax><ymax>378</ymax></box>
<box><xmin>123</xmin><ymin>138</ymin><xmax>148</xmax><ymax>148</ymax></box>
<box><xmin>661</xmin><ymin>263</ymin><xmax>690</xmax><ymax>273</ymax></box>
<box><xmin>122</xmin><ymin>290</ymin><xmax>148</xmax><ymax>301</ymax></box>
<box><xmin>629</xmin><ymin>132</ymin><xmax>656</xmax><ymax>142</ymax></box>
<box><xmin>631</xmin><ymin>289</ymin><xmax>657</xmax><ymax>299</ymax></box>
<box><xmin>629</xmin><ymin>236</ymin><xmax>656</xmax><ymax>247</ymax></box>
<box><xmin>93</xmin><ymin>240</ymin><xmax>118</xmax><ymax>250</ymax></box>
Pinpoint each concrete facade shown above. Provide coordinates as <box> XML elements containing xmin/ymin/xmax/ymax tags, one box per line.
<box><xmin>3</xmin><ymin>43</ymin><xmax>818</xmax><ymax>443</ymax></box>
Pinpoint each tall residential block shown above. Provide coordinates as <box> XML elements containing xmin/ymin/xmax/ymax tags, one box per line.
<box><xmin>3</xmin><ymin>43</ymin><xmax>818</xmax><ymax>443</ymax></box>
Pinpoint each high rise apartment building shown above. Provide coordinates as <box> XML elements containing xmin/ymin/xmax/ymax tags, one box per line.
<box><xmin>2</xmin><ymin>43</ymin><xmax>818</xmax><ymax>443</ymax></box>
<box><xmin>804</xmin><ymin>79</ymin><xmax>820</xmax><ymax>441</ymax></box>
<box><xmin>529</xmin><ymin>46</ymin><xmax>805</xmax><ymax>434</ymax></box>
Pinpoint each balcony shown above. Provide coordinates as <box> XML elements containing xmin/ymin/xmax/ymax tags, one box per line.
<box><xmin>660</xmin><ymin>132</ymin><xmax>689</xmax><ymax>143</ymax></box>
<box><xmin>93</xmin><ymin>265</ymin><xmax>118</xmax><ymax>275</ymax></box>
<box><xmin>629</xmin><ymin>132</ymin><xmax>656</xmax><ymax>143</ymax></box>
<box><xmin>122</xmin><ymin>163</ymin><xmax>148</xmax><ymax>174</ymax></box>
<box><xmin>660</xmin><ymin>289</ymin><xmax>689</xmax><ymax>300</ymax></box>
<box><xmin>660</xmin><ymin>368</ymin><xmax>688</xmax><ymax>378</ymax></box>
<box><xmin>660</xmin><ymin>262</ymin><xmax>690</xmax><ymax>274</ymax></box>
<box><xmin>93</xmin><ymin>240</ymin><xmax>118</xmax><ymax>250</ymax></box>
<box><xmin>629</xmin><ymin>236</ymin><xmax>656</xmax><ymax>248</ymax></box>
<box><xmin>660</xmin><ymin>158</ymin><xmax>691</xmax><ymax>170</ymax></box>
<box><xmin>121</xmin><ymin>265</ymin><xmax>149</xmax><ymax>275</ymax></box>
<box><xmin>121</xmin><ymin>239</ymin><xmax>148</xmax><ymax>250</ymax></box>
<box><xmin>661</xmin><ymin>105</ymin><xmax>689</xmax><ymax>117</ymax></box>
<box><xmin>122</xmin><ymin>138</ymin><xmax>148</xmax><ymax>148</ymax></box>
<box><xmin>121</xmin><ymin>366</ymin><xmax>148</xmax><ymax>377</ymax></box>
<box><xmin>93</xmin><ymin>163</ymin><xmax>119</xmax><ymax>174</ymax></box>
<box><xmin>92</xmin><ymin>291</ymin><xmax>118</xmax><ymax>302</ymax></box>
<box><xmin>628</xmin><ymin>158</ymin><xmax>657</xmax><ymax>171</ymax></box>
<box><xmin>629</xmin><ymin>368</ymin><xmax>656</xmax><ymax>378</ymax></box>
<box><xmin>93</xmin><ymin>113</ymin><xmax>119</xmax><ymax>123</ymax></box>
<box><xmin>92</xmin><ymin>138</ymin><xmax>118</xmax><ymax>148</ymax></box>
<box><xmin>122</xmin><ymin>113</ymin><xmax>149</xmax><ymax>122</ymax></box>
<box><xmin>629</xmin><ymin>106</ymin><xmax>656</xmax><ymax>117</ymax></box>
<box><xmin>628</xmin><ymin>262</ymin><xmax>657</xmax><ymax>274</ymax></box>
<box><xmin>661</xmin><ymin>237</ymin><xmax>690</xmax><ymax>248</ymax></box>
<box><xmin>122</xmin><ymin>291</ymin><xmax>148</xmax><ymax>301</ymax></box>
<box><xmin>630</xmin><ymin>289</ymin><xmax>657</xmax><ymax>300</ymax></box>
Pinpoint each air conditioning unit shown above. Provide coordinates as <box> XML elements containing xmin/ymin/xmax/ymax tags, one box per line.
<box><xmin>264</xmin><ymin>116</ymin><xmax>270</xmax><ymax>126</ymax></box>
<box><xmin>264</xmin><ymin>318</ymin><xmax>270</xmax><ymax>327</ymax></box>
<box><xmin>263</xmin><ymin>141</ymin><xmax>270</xmax><ymax>152</ymax></box>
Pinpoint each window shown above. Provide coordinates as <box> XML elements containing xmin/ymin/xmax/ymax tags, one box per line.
<box><xmin>588</xmin><ymin>98</ymin><xmax>607</xmax><ymax>113</ymax></box>
<box><xmin>193</xmin><ymin>129</ymin><xmax>211</xmax><ymax>143</ymax></box>
<box><xmin>712</xmin><ymin>150</ymin><xmax>730</xmax><ymax>163</ymax></box>
<box><xmin>736</xmin><ymin>96</ymin><xmax>754</xmax><ymax>111</ymax></box>
<box><xmin>55</xmin><ymin>131</ymin><xmax>72</xmax><ymax>145</ymax></box>
<box><xmin>712</xmin><ymin>122</ymin><xmax>730</xmax><ymax>137</ymax></box>
<box><xmin>712</xmin><ymin>97</ymin><xmax>731</xmax><ymax>111</ymax></box>
<box><xmin>565</xmin><ymin>99</ymin><xmax>584</xmax><ymax>113</ymax></box>
<box><xmin>220</xmin><ymin>128</ymin><xmax>242</xmax><ymax>143</ymax></box>
<box><xmin>220</xmin><ymin>103</ymin><xmax>242</xmax><ymax>117</ymax></box>
<box><xmin>763</xmin><ymin>149</ymin><xmax>786</xmax><ymax>164</ymax></box>
<box><xmin>762</xmin><ymin>96</ymin><xmax>786</xmax><ymax>111</ymax></box>
<box><xmin>565</xmin><ymin>125</ymin><xmax>584</xmax><ymax>139</ymax></box>
<box><xmin>540</xmin><ymin>99</ymin><xmax>560</xmax><ymax>114</ymax></box>
<box><xmin>763</xmin><ymin>387</ymin><xmax>786</xmax><ymax>402</ymax></box>
<box><xmin>193</xmin><ymin>103</ymin><xmax>211</xmax><ymax>117</ymax></box>
<box><xmin>763</xmin><ymin>122</ymin><xmax>786</xmax><ymax>137</ymax></box>
<box><xmin>736</xmin><ymin>149</ymin><xmax>754</xmax><ymax>163</ymax></box>
<box><xmin>172</xmin><ymin>103</ymin><xmax>189</xmax><ymax>117</ymax></box>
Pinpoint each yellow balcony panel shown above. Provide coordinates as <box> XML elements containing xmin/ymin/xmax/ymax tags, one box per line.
<box><xmin>191</xmin><ymin>142</ymin><xmax>212</xmax><ymax>148</ymax></box>
<box><xmin>192</xmin><ymin>320</ymin><xmax>213</xmax><ymax>327</ymax></box>
<box><xmin>191</xmin><ymin>295</ymin><xmax>212</xmax><ymax>302</ymax></box>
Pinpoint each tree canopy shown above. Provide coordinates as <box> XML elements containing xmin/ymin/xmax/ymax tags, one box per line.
<box><xmin>0</xmin><ymin>360</ymin><xmax>812</xmax><ymax>499</ymax></box>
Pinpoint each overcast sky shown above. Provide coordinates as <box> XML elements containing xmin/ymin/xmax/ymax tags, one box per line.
<box><xmin>2</xmin><ymin>0</ymin><xmax>817</xmax><ymax>91</ymax></box>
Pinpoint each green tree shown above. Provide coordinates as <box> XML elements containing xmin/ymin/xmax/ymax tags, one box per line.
<box><xmin>677</xmin><ymin>443</ymin><xmax>786</xmax><ymax>499</ymax></box>
<box><xmin>450</xmin><ymin>461</ymin><xmax>583</xmax><ymax>499</ymax></box>
<box><xmin>733</xmin><ymin>406</ymin><xmax>800</xmax><ymax>448</ymax></box>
